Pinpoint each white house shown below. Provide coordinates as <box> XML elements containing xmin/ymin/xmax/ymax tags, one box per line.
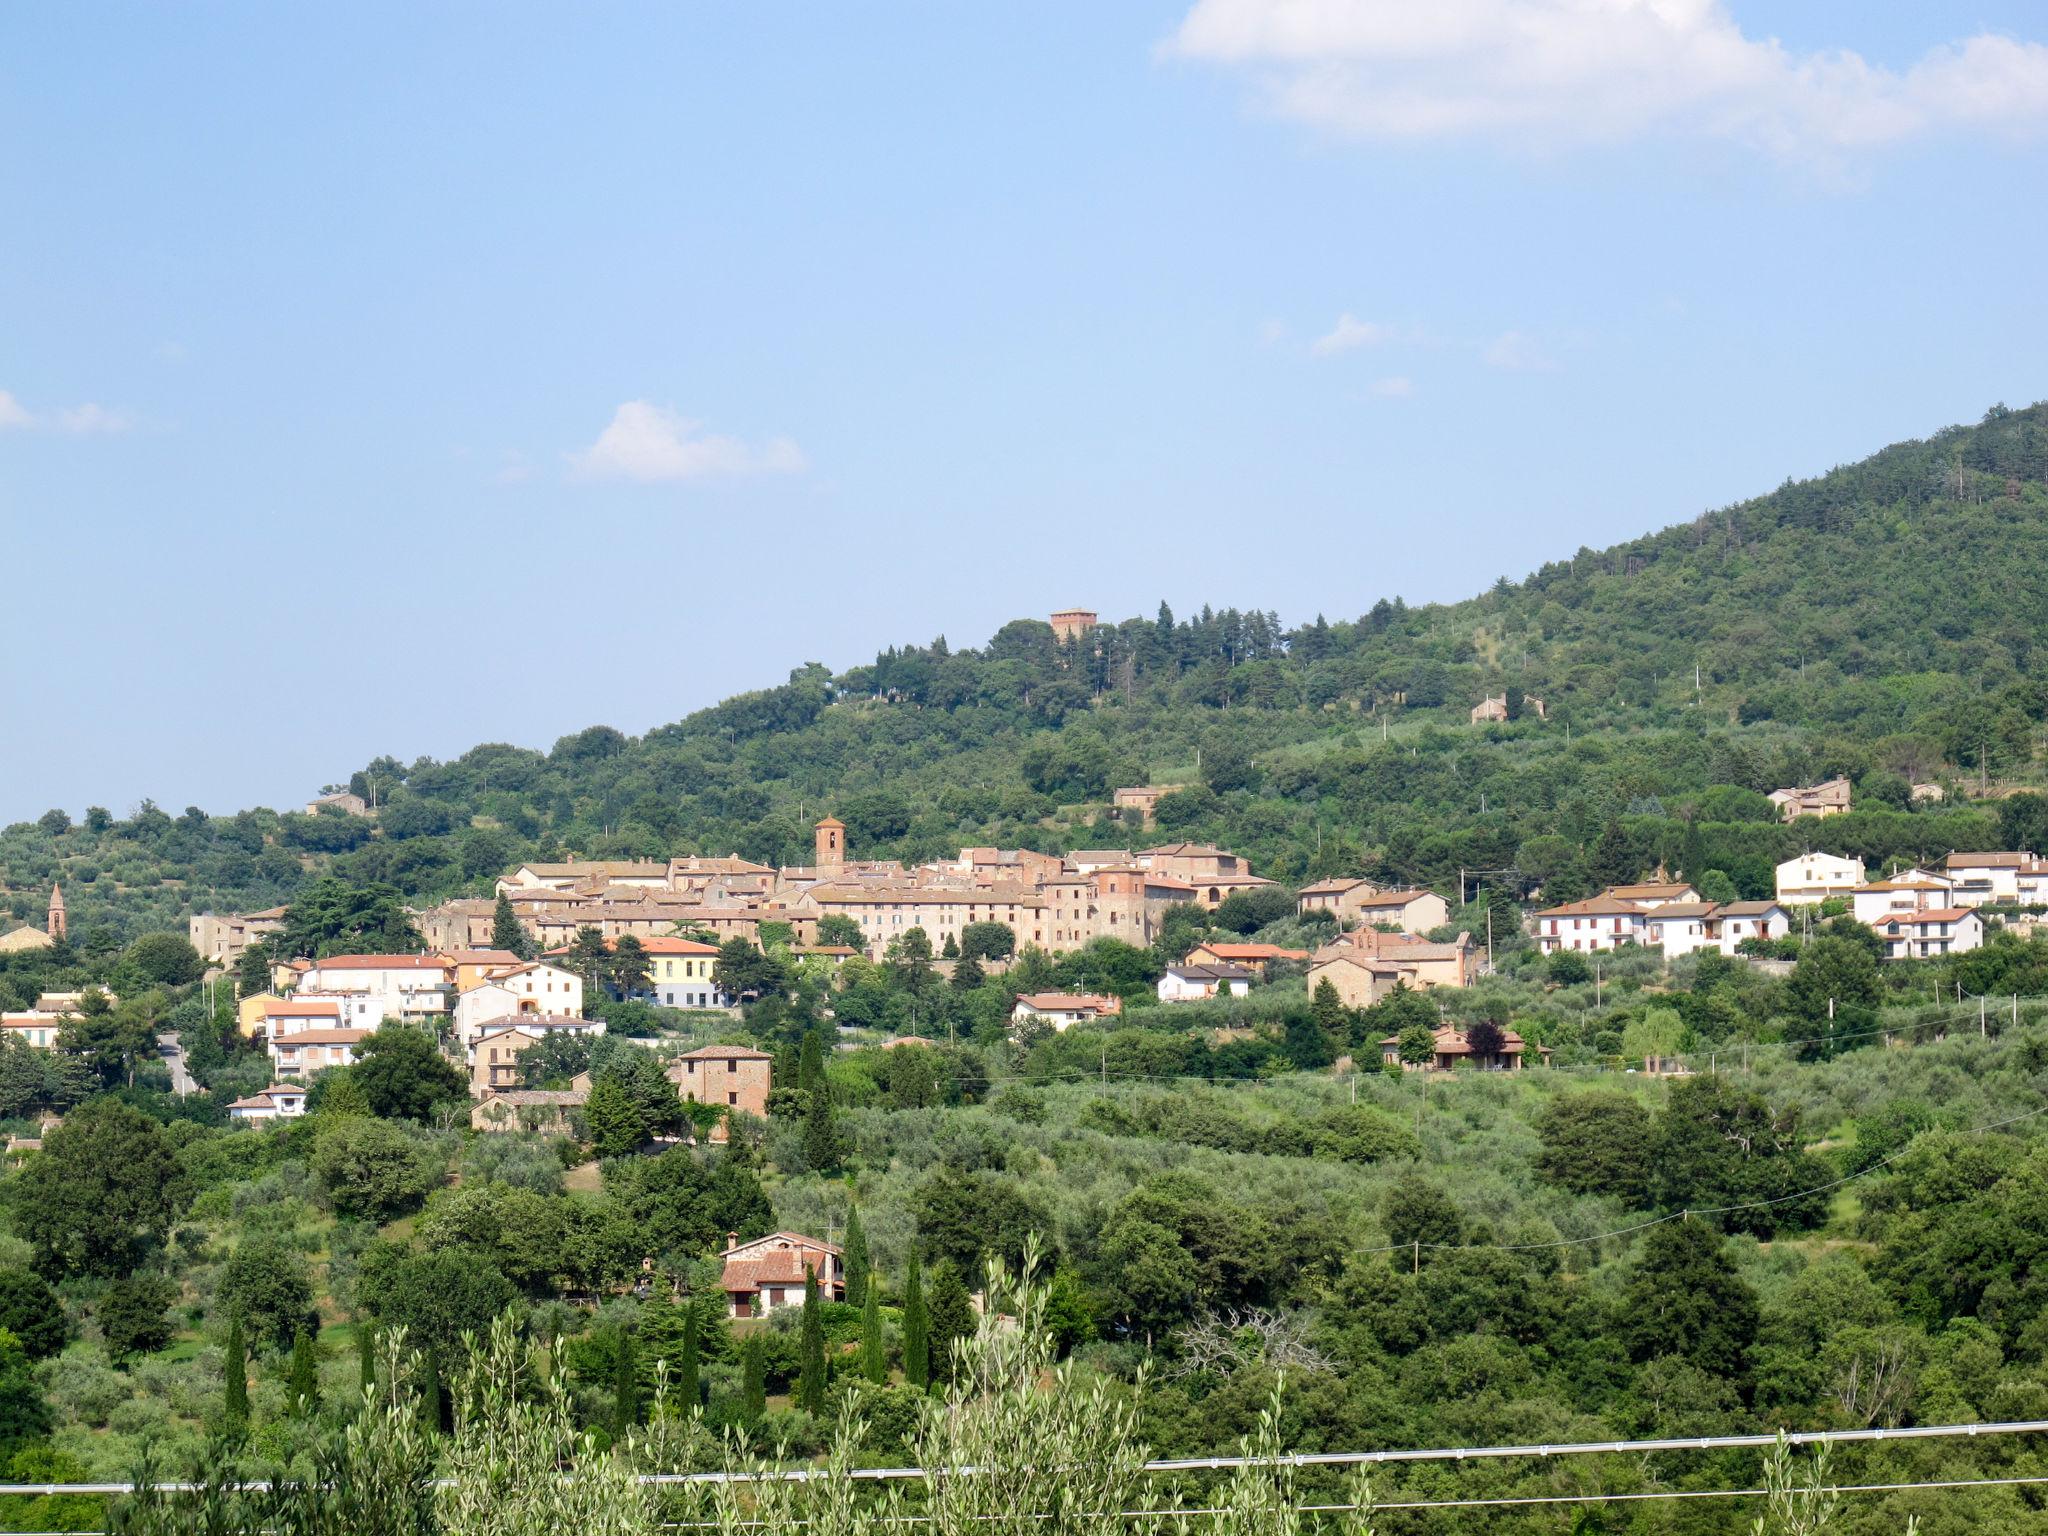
<box><xmin>1873</xmin><ymin>907</ymin><xmax>1986</xmax><ymax>961</ymax></box>
<box><xmin>486</xmin><ymin>961</ymin><xmax>584</xmax><ymax>1015</ymax></box>
<box><xmin>227</xmin><ymin>1085</ymin><xmax>309</xmax><ymax>1123</ymax></box>
<box><xmin>1010</xmin><ymin>993</ymin><xmax>1122</xmax><ymax>1032</ymax></box>
<box><xmin>452</xmin><ymin>983</ymin><xmax>522</xmax><ymax>1047</ymax></box>
<box><xmin>295</xmin><ymin>955</ymin><xmax>452</xmax><ymax>1022</ymax></box>
<box><xmin>268</xmin><ymin>1028</ymin><xmax>372</xmax><ymax>1076</ymax></box>
<box><xmin>1641</xmin><ymin>902</ymin><xmax>1720</xmax><ymax>959</ymax></box>
<box><xmin>1775</xmin><ymin>852</ymin><xmax>1867</xmax><ymax>906</ymax></box>
<box><xmin>1851</xmin><ymin>878</ymin><xmax>1955</xmax><ymax>927</ymax></box>
<box><xmin>1714</xmin><ymin>901</ymin><xmax>1791</xmax><ymax>951</ymax></box>
<box><xmin>1156</xmin><ymin>963</ymin><xmax>1253</xmax><ymax>1003</ymax></box>
<box><xmin>1941</xmin><ymin>854</ymin><xmax>2048</xmax><ymax>907</ymax></box>
<box><xmin>1534</xmin><ymin>896</ymin><xmax>1647</xmax><ymax>953</ymax></box>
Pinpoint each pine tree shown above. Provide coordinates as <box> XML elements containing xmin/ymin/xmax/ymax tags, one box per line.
<box><xmin>901</xmin><ymin>1251</ymin><xmax>929</xmax><ymax>1390</ymax></box>
<box><xmin>286</xmin><ymin>1328</ymin><xmax>319</xmax><ymax>1418</ymax></box>
<box><xmin>678</xmin><ymin>1302</ymin><xmax>700</xmax><ymax>1412</ymax></box>
<box><xmin>223</xmin><ymin>1317</ymin><xmax>249</xmax><ymax>1435</ymax></box>
<box><xmin>612</xmin><ymin>1327</ymin><xmax>639</xmax><ymax>1437</ymax></box>
<box><xmin>797</xmin><ymin>1270</ymin><xmax>826</xmax><ymax>1415</ymax></box>
<box><xmin>859</xmin><ymin>1285</ymin><xmax>885</xmax><ymax>1384</ymax></box>
<box><xmin>740</xmin><ymin>1332</ymin><xmax>766</xmax><ymax>1420</ymax></box>
<box><xmin>491</xmin><ymin>892</ymin><xmax>533</xmax><ymax>959</ymax></box>
<box><xmin>319</xmin><ymin>1069</ymin><xmax>371</xmax><ymax>1120</ymax></box>
<box><xmin>843</xmin><ymin>1206</ymin><xmax>870</xmax><ymax>1307</ymax></box>
<box><xmin>926</xmin><ymin>1263</ymin><xmax>975</xmax><ymax>1387</ymax></box>
<box><xmin>951</xmin><ymin>952</ymin><xmax>985</xmax><ymax>991</ymax></box>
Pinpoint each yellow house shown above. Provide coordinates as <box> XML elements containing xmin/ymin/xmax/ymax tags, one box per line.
<box><xmin>237</xmin><ymin>991</ymin><xmax>279</xmax><ymax>1039</ymax></box>
<box><xmin>644</xmin><ymin>936</ymin><xmax>725</xmax><ymax>1009</ymax></box>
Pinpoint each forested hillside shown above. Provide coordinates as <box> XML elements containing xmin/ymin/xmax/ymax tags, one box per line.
<box><xmin>6</xmin><ymin>402</ymin><xmax>2047</xmax><ymax>948</ymax></box>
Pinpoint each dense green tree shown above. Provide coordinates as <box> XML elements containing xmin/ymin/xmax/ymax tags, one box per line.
<box><xmin>609</xmin><ymin>934</ymin><xmax>653</xmax><ymax>1000</ymax></box>
<box><xmin>99</xmin><ymin>1272</ymin><xmax>177</xmax><ymax>1363</ymax></box>
<box><xmin>273</xmin><ymin>879</ymin><xmax>423</xmax><ymax>958</ymax></box>
<box><xmin>311</xmin><ymin>1117</ymin><xmax>440</xmax><ymax>1220</ymax></box>
<box><xmin>0</xmin><ymin>1272</ymin><xmax>67</xmax><ymax>1360</ymax></box>
<box><xmin>353</xmin><ymin>1026</ymin><xmax>467</xmax><ymax>1122</ymax></box>
<box><xmin>355</xmin><ymin>1245</ymin><xmax>518</xmax><ymax>1363</ymax></box>
<box><xmin>958</xmin><ymin>922</ymin><xmax>1016</xmax><ymax>961</ymax></box>
<box><xmin>16</xmin><ymin>1099</ymin><xmax>188</xmax><ymax>1279</ymax></box>
<box><xmin>1383</xmin><ymin>1175</ymin><xmax>1463</xmax><ymax>1253</ymax></box>
<box><xmin>219</xmin><ymin>1237</ymin><xmax>315</xmax><ymax>1352</ymax></box>
<box><xmin>1534</xmin><ymin>1093</ymin><xmax>1655</xmax><ymax>1206</ymax></box>
<box><xmin>740</xmin><ymin>1331</ymin><xmax>766</xmax><ymax>1420</ymax></box>
<box><xmin>859</xmin><ymin>1285</ymin><xmax>886</xmax><ymax>1384</ymax></box>
<box><xmin>121</xmin><ymin>932</ymin><xmax>204</xmax><ymax>987</ymax></box>
<box><xmin>1620</xmin><ymin>1220</ymin><xmax>1760</xmax><ymax>1382</ymax></box>
<box><xmin>585</xmin><ymin>1076</ymin><xmax>646</xmax><ymax>1159</ymax></box>
<box><xmin>611</xmin><ymin>1326</ymin><xmax>638</xmax><ymax>1435</ymax></box>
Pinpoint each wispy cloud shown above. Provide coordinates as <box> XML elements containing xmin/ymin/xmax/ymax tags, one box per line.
<box><xmin>1311</xmin><ymin>313</ymin><xmax>1393</xmax><ymax>356</ymax></box>
<box><xmin>1482</xmin><ymin>330</ymin><xmax>1559</xmax><ymax>372</ymax></box>
<box><xmin>0</xmin><ymin>389</ymin><xmax>132</xmax><ymax>435</ymax></box>
<box><xmin>569</xmin><ymin>401</ymin><xmax>806</xmax><ymax>484</ymax></box>
<box><xmin>1369</xmin><ymin>375</ymin><xmax>1414</xmax><ymax>397</ymax></box>
<box><xmin>1166</xmin><ymin>0</ymin><xmax>2048</xmax><ymax>165</ymax></box>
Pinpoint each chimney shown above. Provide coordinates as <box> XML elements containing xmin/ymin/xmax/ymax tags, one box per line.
<box><xmin>726</xmin><ymin>1230</ymin><xmax>738</xmax><ymax>1249</ymax></box>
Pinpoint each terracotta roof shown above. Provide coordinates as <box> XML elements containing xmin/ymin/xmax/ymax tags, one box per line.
<box><xmin>1642</xmin><ymin>902</ymin><xmax>1718</xmax><ymax>919</ymax></box>
<box><xmin>263</xmin><ymin>999</ymin><xmax>345</xmax><ymax>1017</ymax></box>
<box><xmin>1378</xmin><ymin>1025</ymin><xmax>1543</xmax><ymax>1056</ymax></box>
<box><xmin>1351</xmin><ymin>888</ymin><xmax>1442</xmax><ymax>909</ymax></box>
<box><xmin>1605</xmin><ymin>882</ymin><xmax>1698</xmax><ymax>900</ymax></box>
<box><xmin>476</xmin><ymin>1013</ymin><xmax>598</xmax><ymax>1031</ymax></box>
<box><xmin>1536</xmin><ymin>897</ymin><xmax>1645</xmax><ymax>917</ymax></box>
<box><xmin>1015</xmin><ymin>992</ymin><xmax>1121</xmax><ymax>1014</ymax></box>
<box><xmin>1717</xmin><ymin>901</ymin><xmax>1787</xmax><ymax>917</ymax></box>
<box><xmin>640</xmin><ymin>936</ymin><xmax>721</xmax><ymax>955</ymax></box>
<box><xmin>305</xmin><ymin>954</ymin><xmax>449</xmax><ymax>971</ymax></box>
<box><xmin>271</xmin><ymin>1028</ymin><xmax>373</xmax><ymax>1046</ymax></box>
<box><xmin>1311</xmin><ymin>952</ymin><xmax>1415</xmax><ymax>977</ymax></box>
<box><xmin>1193</xmin><ymin>943</ymin><xmax>1309</xmax><ymax>962</ymax></box>
<box><xmin>1166</xmin><ymin>963</ymin><xmax>1254</xmax><ymax>982</ymax></box>
<box><xmin>478</xmin><ymin>1089</ymin><xmax>586</xmax><ymax>1107</ymax></box>
<box><xmin>1876</xmin><ymin>907</ymin><xmax>1980</xmax><ymax>929</ymax></box>
<box><xmin>678</xmin><ymin>1044</ymin><xmax>773</xmax><ymax>1061</ymax></box>
<box><xmin>227</xmin><ymin>1087</ymin><xmax>306</xmax><ymax>1110</ymax></box>
<box><xmin>1945</xmin><ymin>852</ymin><xmax>2040</xmax><ymax>869</ymax></box>
<box><xmin>440</xmin><ymin>949</ymin><xmax>523</xmax><ymax>965</ymax></box>
<box><xmin>1298</xmin><ymin>877</ymin><xmax>1371</xmax><ymax>895</ymax></box>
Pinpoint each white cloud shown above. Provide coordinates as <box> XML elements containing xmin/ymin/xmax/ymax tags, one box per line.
<box><xmin>1311</xmin><ymin>312</ymin><xmax>1393</xmax><ymax>356</ymax></box>
<box><xmin>1482</xmin><ymin>329</ymin><xmax>1559</xmax><ymax>371</ymax></box>
<box><xmin>1165</xmin><ymin>0</ymin><xmax>2048</xmax><ymax>162</ymax></box>
<box><xmin>0</xmin><ymin>389</ymin><xmax>129</xmax><ymax>434</ymax></box>
<box><xmin>1369</xmin><ymin>374</ymin><xmax>1414</xmax><ymax>397</ymax></box>
<box><xmin>1258</xmin><ymin>317</ymin><xmax>1291</xmax><ymax>346</ymax></box>
<box><xmin>569</xmin><ymin>401</ymin><xmax>806</xmax><ymax>484</ymax></box>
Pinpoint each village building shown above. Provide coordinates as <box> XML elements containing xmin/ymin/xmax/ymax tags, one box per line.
<box><xmin>1314</xmin><ymin>927</ymin><xmax>1477</xmax><ymax>988</ymax></box>
<box><xmin>1379</xmin><ymin>1025</ymin><xmax>1549</xmax><ymax>1071</ymax></box>
<box><xmin>1306</xmin><ymin>952</ymin><xmax>1421</xmax><ymax>1009</ymax></box>
<box><xmin>1157</xmin><ymin>962</ymin><xmax>1253</xmax><ymax>1003</ymax></box>
<box><xmin>1716</xmin><ymin>900</ymin><xmax>1792</xmax><ymax>949</ymax></box>
<box><xmin>471</xmin><ymin>1088</ymin><xmax>586</xmax><ymax>1136</ymax></box>
<box><xmin>1941</xmin><ymin>853</ymin><xmax>2048</xmax><ymax>906</ymax></box>
<box><xmin>644</xmin><ymin>935</ymin><xmax>729</xmax><ymax>1008</ymax></box>
<box><xmin>1775</xmin><ymin>852</ymin><xmax>1868</xmax><ymax>905</ymax></box>
<box><xmin>668</xmin><ymin>1044</ymin><xmax>773</xmax><ymax>1132</ymax></box>
<box><xmin>1602</xmin><ymin>881</ymin><xmax>1701</xmax><ymax>908</ymax></box>
<box><xmin>1873</xmin><ymin>907</ymin><xmax>1986</xmax><ymax>961</ymax></box>
<box><xmin>295</xmin><ymin>954</ymin><xmax>453</xmax><ymax>1023</ymax></box>
<box><xmin>1010</xmin><ymin>993</ymin><xmax>1122</xmax><ymax>1031</ymax></box>
<box><xmin>0</xmin><ymin>886</ymin><xmax>67</xmax><ymax>954</ymax></box>
<box><xmin>189</xmin><ymin>906</ymin><xmax>288</xmax><ymax>968</ymax></box>
<box><xmin>1184</xmin><ymin>941</ymin><xmax>1309</xmax><ymax>975</ymax></box>
<box><xmin>720</xmin><ymin>1232</ymin><xmax>844</xmax><ymax>1318</ymax></box>
<box><xmin>227</xmin><ymin>1085</ymin><xmax>309</xmax><ymax>1123</ymax></box>
<box><xmin>1769</xmin><ymin>777</ymin><xmax>1853</xmax><ymax>822</ymax></box>
<box><xmin>305</xmin><ymin>790</ymin><xmax>371</xmax><ymax>817</ymax></box>
<box><xmin>1534</xmin><ymin>895</ymin><xmax>1648</xmax><ymax>953</ymax></box>
<box><xmin>1638</xmin><ymin>902</ymin><xmax>1721</xmax><ymax>959</ymax></box>
<box><xmin>1470</xmin><ymin>693</ymin><xmax>1545</xmax><ymax>723</ymax></box>
<box><xmin>268</xmin><ymin>1027</ymin><xmax>373</xmax><ymax>1077</ymax></box>
<box><xmin>1341</xmin><ymin>888</ymin><xmax>1453</xmax><ymax>934</ymax></box>
<box><xmin>1294</xmin><ymin>877</ymin><xmax>1384</xmax><ymax>920</ymax></box>
<box><xmin>1048</xmin><ymin>608</ymin><xmax>1098</xmax><ymax>643</ymax></box>
<box><xmin>497</xmin><ymin>860</ymin><xmax>671</xmax><ymax>895</ymax></box>
<box><xmin>1851</xmin><ymin>877</ymin><xmax>1956</xmax><ymax>926</ymax></box>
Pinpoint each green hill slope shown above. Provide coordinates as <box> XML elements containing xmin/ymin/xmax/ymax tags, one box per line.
<box><xmin>5</xmin><ymin>402</ymin><xmax>2047</xmax><ymax>949</ymax></box>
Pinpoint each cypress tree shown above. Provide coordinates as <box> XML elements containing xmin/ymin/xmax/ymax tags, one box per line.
<box><xmin>223</xmin><ymin>1317</ymin><xmax>249</xmax><ymax>1434</ymax></box>
<box><xmin>491</xmin><ymin>892</ymin><xmax>533</xmax><ymax>959</ymax></box>
<box><xmin>678</xmin><ymin>1302</ymin><xmax>700</xmax><ymax>1412</ymax></box>
<box><xmin>843</xmin><ymin>1207</ymin><xmax>870</xmax><ymax>1307</ymax></box>
<box><xmin>420</xmin><ymin>1348</ymin><xmax>444</xmax><ymax>1434</ymax></box>
<box><xmin>612</xmin><ymin>1327</ymin><xmax>639</xmax><ymax>1437</ymax></box>
<box><xmin>740</xmin><ymin>1332</ymin><xmax>766</xmax><ymax>1420</ymax></box>
<box><xmin>286</xmin><ymin>1328</ymin><xmax>319</xmax><ymax>1418</ymax></box>
<box><xmin>798</xmin><ymin>1028</ymin><xmax>825</xmax><ymax>1100</ymax></box>
<box><xmin>901</xmin><ymin>1251</ymin><xmax>929</xmax><ymax>1390</ymax></box>
<box><xmin>802</xmin><ymin>1090</ymin><xmax>841</xmax><ymax>1174</ymax></box>
<box><xmin>797</xmin><ymin>1270</ymin><xmax>826</xmax><ymax>1415</ymax></box>
<box><xmin>859</xmin><ymin>1285</ymin><xmax>886</xmax><ymax>1384</ymax></box>
<box><xmin>926</xmin><ymin>1264</ymin><xmax>975</xmax><ymax>1388</ymax></box>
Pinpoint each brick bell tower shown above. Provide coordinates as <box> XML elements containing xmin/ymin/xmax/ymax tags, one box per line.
<box><xmin>814</xmin><ymin>817</ymin><xmax>846</xmax><ymax>875</ymax></box>
<box><xmin>46</xmin><ymin>883</ymin><xmax>65</xmax><ymax>942</ymax></box>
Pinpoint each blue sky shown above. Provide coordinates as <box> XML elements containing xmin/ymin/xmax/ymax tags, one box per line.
<box><xmin>4</xmin><ymin>2</ymin><xmax>2046</xmax><ymax>820</ymax></box>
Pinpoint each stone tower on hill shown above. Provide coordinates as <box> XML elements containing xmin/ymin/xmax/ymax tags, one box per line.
<box><xmin>46</xmin><ymin>884</ymin><xmax>64</xmax><ymax>942</ymax></box>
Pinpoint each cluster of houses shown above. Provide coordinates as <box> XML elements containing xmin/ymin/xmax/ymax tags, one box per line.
<box><xmin>1767</xmin><ymin>848</ymin><xmax>2048</xmax><ymax>960</ymax></box>
<box><xmin>1534</xmin><ymin>882</ymin><xmax>1792</xmax><ymax>959</ymax></box>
